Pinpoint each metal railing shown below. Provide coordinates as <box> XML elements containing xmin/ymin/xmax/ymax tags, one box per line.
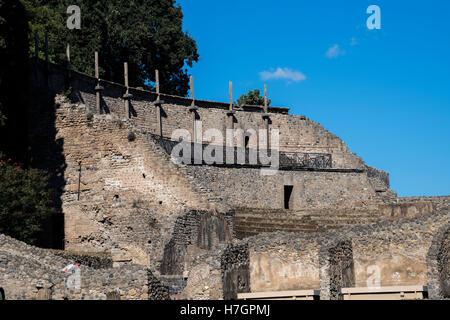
<box><xmin>149</xmin><ymin>134</ymin><xmax>332</xmax><ymax>170</ymax></box>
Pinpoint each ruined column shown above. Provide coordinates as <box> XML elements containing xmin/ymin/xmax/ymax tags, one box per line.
<box><xmin>188</xmin><ymin>75</ymin><xmax>198</xmax><ymax>143</ymax></box>
<box><xmin>94</xmin><ymin>51</ymin><xmax>104</xmax><ymax>113</ymax></box>
<box><xmin>154</xmin><ymin>69</ymin><xmax>164</xmax><ymax>138</ymax></box>
<box><xmin>123</xmin><ymin>62</ymin><xmax>133</xmax><ymax>118</ymax></box>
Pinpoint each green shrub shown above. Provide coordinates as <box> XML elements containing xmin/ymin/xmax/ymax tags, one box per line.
<box><xmin>0</xmin><ymin>153</ymin><xmax>55</xmax><ymax>245</ymax></box>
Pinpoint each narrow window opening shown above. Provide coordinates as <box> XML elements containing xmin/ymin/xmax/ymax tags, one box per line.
<box><xmin>244</xmin><ymin>136</ymin><xmax>250</xmax><ymax>148</ymax></box>
<box><xmin>284</xmin><ymin>185</ymin><xmax>293</xmax><ymax>209</ymax></box>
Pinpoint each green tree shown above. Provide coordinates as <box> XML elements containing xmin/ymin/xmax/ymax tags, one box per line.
<box><xmin>236</xmin><ymin>89</ymin><xmax>271</xmax><ymax>106</ymax></box>
<box><xmin>23</xmin><ymin>0</ymin><xmax>199</xmax><ymax>96</ymax></box>
<box><xmin>0</xmin><ymin>155</ymin><xmax>56</xmax><ymax>245</ymax></box>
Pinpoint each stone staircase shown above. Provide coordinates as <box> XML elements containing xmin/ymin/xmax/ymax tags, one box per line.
<box><xmin>145</xmin><ymin>134</ymin><xmax>227</xmax><ymax>210</ymax></box>
<box><xmin>142</xmin><ymin>133</ymin><xmax>223</xmax><ymax>210</ymax></box>
<box><xmin>234</xmin><ymin>207</ymin><xmax>383</xmax><ymax>239</ymax></box>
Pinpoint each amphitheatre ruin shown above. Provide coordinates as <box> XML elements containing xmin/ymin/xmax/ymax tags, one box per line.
<box><xmin>0</xmin><ymin>51</ymin><xmax>449</xmax><ymax>300</ymax></box>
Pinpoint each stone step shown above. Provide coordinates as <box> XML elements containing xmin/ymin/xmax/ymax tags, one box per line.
<box><xmin>235</xmin><ymin>214</ymin><xmax>378</xmax><ymax>223</ymax></box>
<box><xmin>236</xmin><ymin>209</ymin><xmax>379</xmax><ymax>217</ymax></box>
<box><xmin>233</xmin><ymin>225</ymin><xmax>321</xmax><ymax>233</ymax></box>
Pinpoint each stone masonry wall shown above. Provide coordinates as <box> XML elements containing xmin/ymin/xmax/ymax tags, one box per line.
<box><xmin>28</xmin><ymin>59</ymin><xmax>398</xmax><ymax>271</ymax></box>
<box><xmin>36</xmin><ymin>60</ymin><xmax>369</xmax><ymax>171</ymax></box>
<box><xmin>31</xmin><ymin>94</ymin><xmax>223</xmax><ymax>273</ymax></box>
<box><xmin>220</xmin><ymin>208</ymin><xmax>450</xmax><ymax>300</ymax></box>
<box><xmin>185</xmin><ymin>165</ymin><xmax>386</xmax><ymax>210</ymax></box>
<box><xmin>0</xmin><ymin>234</ymin><xmax>169</xmax><ymax>300</ymax></box>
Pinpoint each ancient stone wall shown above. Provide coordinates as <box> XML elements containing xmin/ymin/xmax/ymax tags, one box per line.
<box><xmin>34</xmin><ymin>60</ymin><xmax>366</xmax><ymax>170</ymax></box>
<box><xmin>221</xmin><ymin>209</ymin><xmax>450</xmax><ymax>300</ymax></box>
<box><xmin>326</xmin><ymin>240</ymin><xmax>355</xmax><ymax>300</ymax></box>
<box><xmin>30</xmin><ymin>93</ymin><xmax>224</xmax><ymax>272</ymax></box>
<box><xmin>185</xmin><ymin>165</ymin><xmax>385</xmax><ymax>210</ymax></box>
<box><xmin>221</xmin><ymin>243</ymin><xmax>250</xmax><ymax>300</ymax></box>
<box><xmin>159</xmin><ymin>209</ymin><xmax>233</xmax><ymax>276</ymax></box>
<box><xmin>0</xmin><ymin>234</ymin><xmax>169</xmax><ymax>300</ymax></box>
<box><xmin>27</xmin><ymin>59</ymin><xmax>398</xmax><ymax>273</ymax></box>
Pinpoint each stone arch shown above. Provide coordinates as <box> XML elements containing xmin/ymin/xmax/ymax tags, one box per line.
<box><xmin>0</xmin><ymin>287</ymin><xmax>5</xmax><ymax>300</ymax></box>
<box><xmin>427</xmin><ymin>222</ymin><xmax>450</xmax><ymax>299</ymax></box>
<box><xmin>197</xmin><ymin>209</ymin><xmax>233</xmax><ymax>250</ymax></box>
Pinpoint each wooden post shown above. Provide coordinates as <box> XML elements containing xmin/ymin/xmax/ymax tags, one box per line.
<box><xmin>264</xmin><ymin>84</ymin><xmax>268</xmax><ymax>113</ymax></box>
<box><xmin>66</xmin><ymin>43</ymin><xmax>71</xmax><ymax>69</ymax></box>
<box><xmin>34</xmin><ymin>30</ymin><xmax>39</xmax><ymax>59</ymax></box>
<box><xmin>155</xmin><ymin>69</ymin><xmax>160</xmax><ymax>95</ymax></box>
<box><xmin>155</xmin><ymin>69</ymin><xmax>163</xmax><ymax>137</ymax></box>
<box><xmin>188</xmin><ymin>75</ymin><xmax>198</xmax><ymax>143</ymax></box>
<box><xmin>94</xmin><ymin>51</ymin><xmax>99</xmax><ymax>78</ymax></box>
<box><xmin>226</xmin><ymin>81</ymin><xmax>236</xmax><ymax>153</ymax></box>
<box><xmin>226</xmin><ymin>81</ymin><xmax>235</xmax><ymax>133</ymax></box>
<box><xmin>263</xmin><ymin>84</ymin><xmax>270</xmax><ymax>150</ymax></box>
<box><xmin>190</xmin><ymin>75</ymin><xmax>194</xmax><ymax>102</ymax></box>
<box><xmin>124</xmin><ymin>62</ymin><xmax>130</xmax><ymax>118</ymax></box>
<box><xmin>124</xmin><ymin>62</ymin><xmax>129</xmax><ymax>87</ymax></box>
<box><xmin>229</xmin><ymin>81</ymin><xmax>233</xmax><ymax>111</ymax></box>
<box><xmin>94</xmin><ymin>51</ymin><xmax>103</xmax><ymax>113</ymax></box>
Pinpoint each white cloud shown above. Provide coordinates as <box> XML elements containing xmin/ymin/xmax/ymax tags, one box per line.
<box><xmin>259</xmin><ymin>67</ymin><xmax>306</xmax><ymax>82</ymax></box>
<box><xmin>350</xmin><ymin>37</ymin><xmax>358</xmax><ymax>46</ymax></box>
<box><xmin>326</xmin><ymin>44</ymin><xmax>346</xmax><ymax>58</ymax></box>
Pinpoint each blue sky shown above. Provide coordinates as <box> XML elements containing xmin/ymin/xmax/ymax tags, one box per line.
<box><xmin>178</xmin><ymin>0</ymin><xmax>450</xmax><ymax>197</ymax></box>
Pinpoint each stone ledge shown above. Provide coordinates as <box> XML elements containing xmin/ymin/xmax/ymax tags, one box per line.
<box><xmin>341</xmin><ymin>285</ymin><xmax>427</xmax><ymax>294</ymax></box>
<box><xmin>238</xmin><ymin>289</ymin><xmax>320</xmax><ymax>300</ymax></box>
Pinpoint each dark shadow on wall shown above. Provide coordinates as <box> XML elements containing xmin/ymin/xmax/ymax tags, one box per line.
<box><xmin>100</xmin><ymin>96</ymin><xmax>110</xmax><ymax>114</ymax></box>
<box><xmin>129</xmin><ymin>101</ymin><xmax>137</xmax><ymax>118</ymax></box>
<box><xmin>29</xmin><ymin>60</ymin><xmax>68</xmax><ymax>249</ymax></box>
